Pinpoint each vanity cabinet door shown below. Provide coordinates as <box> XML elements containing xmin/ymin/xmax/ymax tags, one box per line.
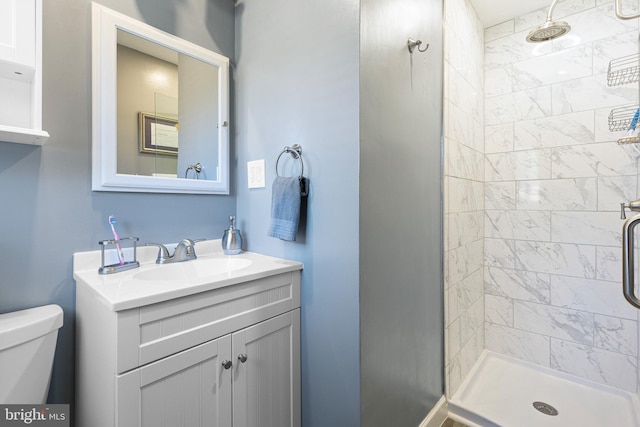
<box><xmin>232</xmin><ymin>309</ymin><xmax>301</xmax><ymax>427</ymax></box>
<box><xmin>116</xmin><ymin>334</ymin><xmax>232</xmax><ymax>427</ymax></box>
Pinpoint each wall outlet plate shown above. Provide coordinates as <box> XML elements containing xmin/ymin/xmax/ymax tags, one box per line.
<box><xmin>248</xmin><ymin>159</ymin><xmax>266</xmax><ymax>188</ymax></box>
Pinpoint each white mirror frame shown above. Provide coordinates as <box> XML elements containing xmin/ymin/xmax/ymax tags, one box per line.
<box><xmin>91</xmin><ymin>3</ymin><xmax>230</xmax><ymax>194</ymax></box>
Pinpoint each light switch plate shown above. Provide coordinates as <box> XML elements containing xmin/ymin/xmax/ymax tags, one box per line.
<box><xmin>248</xmin><ymin>159</ymin><xmax>266</xmax><ymax>188</ymax></box>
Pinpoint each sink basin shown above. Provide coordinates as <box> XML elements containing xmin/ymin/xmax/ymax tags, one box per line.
<box><xmin>133</xmin><ymin>256</ymin><xmax>253</xmax><ymax>281</ymax></box>
<box><xmin>73</xmin><ymin>240</ymin><xmax>304</xmax><ymax>311</ymax></box>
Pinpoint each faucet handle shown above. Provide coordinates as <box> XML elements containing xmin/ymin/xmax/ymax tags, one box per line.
<box><xmin>145</xmin><ymin>243</ymin><xmax>170</xmax><ymax>264</ymax></box>
<box><xmin>621</xmin><ymin>200</ymin><xmax>640</xmax><ymax>220</ymax></box>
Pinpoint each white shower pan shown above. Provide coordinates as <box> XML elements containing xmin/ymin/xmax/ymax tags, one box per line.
<box><xmin>448</xmin><ymin>350</ymin><xmax>640</xmax><ymax>427</ymax></box>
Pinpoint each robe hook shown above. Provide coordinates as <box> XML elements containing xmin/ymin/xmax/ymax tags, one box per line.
<box><xmin>407</xmin><ymin>38</ymin><xmax>429</xmax><ymax>53</ymax></box>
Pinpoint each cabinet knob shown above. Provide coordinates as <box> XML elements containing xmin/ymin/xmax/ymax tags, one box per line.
<box><xmin>222</xmin><ymin>360</ymin><xmax>233</xmax><ymax>370</ymax></box>
<box><xmin>238</xmin><ymin>354</ymin><xmax>248</xmax><ymax>363</ymax></box>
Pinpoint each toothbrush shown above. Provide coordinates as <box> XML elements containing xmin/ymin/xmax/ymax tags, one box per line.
<box><xmin>108</xmin><ymin>215</ymin><xmax>125</xmax><ymax>265</ymax></box>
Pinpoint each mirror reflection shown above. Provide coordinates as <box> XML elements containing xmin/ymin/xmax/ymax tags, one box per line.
<box><xmin>115</xmin><ymin>30</ymin><xmax>219</xmax><ymax>181</ymax></box>
<box><xmin>91</xmin><ymin>3</ymin><xmax>229</xmax><ymax>194</ymax></box>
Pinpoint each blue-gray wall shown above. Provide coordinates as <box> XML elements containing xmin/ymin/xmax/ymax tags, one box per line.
<box><xmin>234</xmin><ymin>0</ymin><xmax>361</xmax><ymax>426</ymax></box>
<box><xmin>0</xmin><ymin>0</ymin><xmax>235</xmax><ymax>410</ymax></box>
<box><xmin>359</xmin><ymin>0</ymin><xmax>444</xmax><ymax>425</ymax></box>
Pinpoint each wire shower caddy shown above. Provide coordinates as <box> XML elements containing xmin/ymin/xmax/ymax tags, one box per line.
<box><xmin>607</xmin><ymin>52</ymin><xmax>640</xmax><ymax>145</ymax></box>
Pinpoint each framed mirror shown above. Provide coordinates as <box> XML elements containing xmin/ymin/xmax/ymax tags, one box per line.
<box><xmin>91</xmin><ymin>3</ymin><xmax>229</xmax><ymax>194</ymax></box>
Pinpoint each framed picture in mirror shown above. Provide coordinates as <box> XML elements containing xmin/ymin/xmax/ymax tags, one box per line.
<box><xmin>139</xmin><ymin>112</ymin><xmax>179</xmax><ymax>156</ymax></box>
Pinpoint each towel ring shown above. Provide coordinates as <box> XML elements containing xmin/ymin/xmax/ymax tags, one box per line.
<box><xmin>184</xmin><ymin>162</ymin><xmax>202</xmax><ymax>179</ymax></box>
<box><xmin>275</xmin><ymin>144</ymin><xmax>304</xmax><ymax>178</ymax></box>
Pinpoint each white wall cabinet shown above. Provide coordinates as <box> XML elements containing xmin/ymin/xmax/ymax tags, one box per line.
<box><xmin>0</xmin><ymin>0</ymin><xmax>35</xmax><ymax>67</ymax></box>
<box><xmin>0</xmin><ymin>0</ymin><xmax>49</xmax><ymax>144</ymax></box>
<box><xmin>76</xmin><ymin>269</ymin><xmax>301</xmax><ymax>427</ymax></box>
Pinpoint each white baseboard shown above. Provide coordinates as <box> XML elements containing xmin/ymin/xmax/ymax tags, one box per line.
<box><xmin>418</xmin><ymin>395</ymin><xmax>448</xmax><ymax>427</ymax></box>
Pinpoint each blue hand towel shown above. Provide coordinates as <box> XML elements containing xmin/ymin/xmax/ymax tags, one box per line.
<box><xmin>268</xmin><ymin>176</ymin><xmax>301</xmax><ymax>241</ymax></box>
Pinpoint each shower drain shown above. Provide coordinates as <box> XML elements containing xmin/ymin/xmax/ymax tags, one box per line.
<box><xmin>532</xmin><ymin>401</ymin><xmax>559</xmax><ymax>416</ymax></box>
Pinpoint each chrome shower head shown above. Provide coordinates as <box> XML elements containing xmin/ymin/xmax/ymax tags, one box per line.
<box><xmin>526</xmin><ymin>0</ymin><xmax>571</xmax><ymax>43</ymax></box>
<box><xmin>526</xmin><ymin>20</ymin><xmax>571</xmax><ymax>42</ymax></box>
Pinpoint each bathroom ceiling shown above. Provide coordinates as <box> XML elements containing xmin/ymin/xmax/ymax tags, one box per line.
<box><xmin>469</xmin><ymin>0</ymin><xmax>552</xmax><ymax>27</ymax></box>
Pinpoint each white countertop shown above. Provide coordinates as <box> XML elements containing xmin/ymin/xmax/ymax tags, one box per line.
<box><xmin>73</xmin><ymin>240</ymin><xmax>303</xmax><ymax>311</ymax></box>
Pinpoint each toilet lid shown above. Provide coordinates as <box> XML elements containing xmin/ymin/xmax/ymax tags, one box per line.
<box><xmin>0</xmin><ymin>304</ymin><xmax>63</xmax><ymax>351</ymax></box>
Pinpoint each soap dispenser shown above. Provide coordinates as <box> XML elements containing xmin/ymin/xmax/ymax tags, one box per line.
<box><xmin>222</xmin><ymin>216</ymin><xmax>243</xmax><ymax>255</ymax></box>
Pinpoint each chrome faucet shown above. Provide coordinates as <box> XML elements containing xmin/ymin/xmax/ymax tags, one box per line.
<box><xmin>146</xmin><ymin>239</ymin><xmax>203</xmax><ymax>264</ymax></box>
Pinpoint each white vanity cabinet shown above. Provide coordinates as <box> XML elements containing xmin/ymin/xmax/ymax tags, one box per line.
<box><xmin>117</xmin><ymin>333</ymin><xmax>233</xmax><ymax>427</ymax></box>
<box><xmin>0</xmin><ymin>0</ymin><xmax>49</xmax><ymax>144</ymax></box>
<box><xmin>74</xmin><ymin>246</ymin><xmax>302</xmax><ymax>427</ymax></box>
<box><xmin>115</xmin><ymin>311</ymin><xmax>300</xmax><ymax>427</ymax></box>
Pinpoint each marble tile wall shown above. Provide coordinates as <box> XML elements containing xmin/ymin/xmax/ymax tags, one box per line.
<box><xmin>484</xmin><ymin>0</ymin><xmax>640</xmax><ymax>393</ymax></box>
<box><xmin>443</xmin><ymin>0</ymin><xmax>485</xmax><ymax>397</ymax></box>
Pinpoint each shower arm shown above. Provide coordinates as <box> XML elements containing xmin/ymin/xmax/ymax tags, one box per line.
<box><xmin>614</xmin><ymin>0</ymin><xmax>640</xmax><ymax>20</ymax></box>
<box><xmin>545</xmin><ymin>0</ymin><xmax>560</xmax><ymax>22</ymax></box>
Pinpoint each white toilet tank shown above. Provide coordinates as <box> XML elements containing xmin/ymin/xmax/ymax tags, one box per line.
<box><xmin>0</xmin><ymin>304</ymin><xmax>63</xmax><ymax>404</ymax></box>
